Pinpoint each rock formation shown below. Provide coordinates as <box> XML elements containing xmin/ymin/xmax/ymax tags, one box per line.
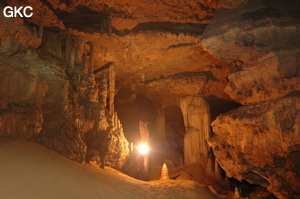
<box><xmin>0</xmin><ymin>0</ymin><xmax>299</xmax><ymax>197</ymax></box>
<box><xmin>179</xmin><ymin>96</ymin><xmax>227</xmax><ymax>190</ymax></box>
<box><xmin>180</xmin><ymin>96</ymin><xmax>210</xmax><ymax>166</ymax></box>
<box><xmin>201</xmin><ymin>0</ymin><xmax>300</xmax><ymax>105</ymax></box>
<box><xmin>209</xmin><ymin>95</ymin><xmax>300</xmax><ymax>198</ymax></box>
<box><xmin>200</xmin><ymin>0</ymin><xmax>300</xmax><ymax>198</ymax></box>
<box><xmin>0</xmin><ymin>6</ymin><xmax>41</xmax><ymax>55</ymax></box>
<box><xmin>0</xmin><ymin>12</ymin><xmax>129</xmax><ymax>167</ymax></box>
<box><xmin>161</xmin><ymin>163</ymin><xmax>170</xmax><ymax>180</ymax></box>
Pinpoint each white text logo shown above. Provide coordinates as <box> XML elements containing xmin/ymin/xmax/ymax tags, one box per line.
<box><xmin>3</xmin><ymin>6</ymin><xmax>33</xmax><ymax>18</ymax></box>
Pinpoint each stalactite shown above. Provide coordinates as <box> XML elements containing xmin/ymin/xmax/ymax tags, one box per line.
<box><xmin>109</xmin><ymin>64</ymin><xmax>115</xmax><ymax>116</ymax></box>
<box><xmin>77</xmin><ymin>75</ymin><xmax>81</xmax><ymax>91</ymax></box>
<box><xmin>95</xmin><ymin>83</ymin><xmax>99</xmax><ymax>102</ymax></box>
<box><xmin>180</xmin><ymin>96</ymin><xmax>210</xmax><ymax>166</ymax></box>
<box><xmin>89</xmin><ymin>41</ymin><xmax>94</xmax><ymax>74</ymax></box>
<box><xmin>74</xmin><ymin>36</ymin><xmax>84</xmax><ymax>68</ymax></box>
<box><xmin>68</xmin><ymin>40</ymin><xmax>75</xmax><ymax>69</ymax></box>
<box><xmin>82</xmin><ymin>43</ymin><xmax>88</xmax><ymax>74</ymax></box>
<box><xmin>152</xmin><ymin>107</ymin><xmax>166</xmax><ymax>148</ymax></box>
<box><xmin>113</xmin><ymin>112</ymin><xmax>118</xmax><ymax>129</ymax></box>
<box><xmin>106</xmin><ymin>17</ymin><xmax>112</xmax><ymax>36</ymax></box>
<box><xmin>139</xmin><ymin>121</ymin><xmax>149</xmax><ymax>143</ymax></box>
<box><xmin>141</xmin><ymin>74</ymin><xmax>145</xmax><ymax>83</ymax></box>
<box><xmin>65</xmin><ymin>33</ymin><xmax>72</xmax><ymax>67</ymax></box>
<box><xmin>89</xmin><ymin>75</ymin><xmax>98</xmax><ymax>103</ymax></box>
<box><xmin>38</xmin><ymin>4</ymin><xmax>45</xmax><ymax>38</ymax></box>
<box><xmin>99</xmin><ymin>74</ymin><xmax>108</xmax><ymax>108</ymax></box>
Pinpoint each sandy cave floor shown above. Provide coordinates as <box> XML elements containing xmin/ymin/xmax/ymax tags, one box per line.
<box><xmin>0</xmin><ymin>138</ymin><xmax>219</xmax><ymax>199</ymax></box>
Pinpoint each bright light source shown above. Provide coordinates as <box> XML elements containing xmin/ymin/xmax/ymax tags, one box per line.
<box><xmin>137</xmin><ymin>142</ymin><xmax>149</xmax><ymax>155</ymax></box>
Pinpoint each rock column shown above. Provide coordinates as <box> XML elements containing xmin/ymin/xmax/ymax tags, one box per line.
<box><xmin>180</xmin><ymin>96</ymin><xmax>210</xmax><ymax>166</ymax></box>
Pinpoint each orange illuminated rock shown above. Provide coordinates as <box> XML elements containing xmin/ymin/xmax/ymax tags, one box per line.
<box><xmin>209</xmin><ymin>95</ymin><xmax>300</xmax><ymax>198</ymax></box>
<box><xmin>201</xmin><ymin>0</ymin><xmax>300</xmax><ymax>104</ymax></box>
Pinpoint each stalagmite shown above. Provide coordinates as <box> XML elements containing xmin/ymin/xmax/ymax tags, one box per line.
<box><xmin>109</xmin><ymin>64</ymin><xmax>115</xmax><ymax>116</ymax></box>
<box><xmin>89</xmin><ymin>42</ymin><xmax>94</xmax><ymax>74</ymax></box>
<box><xmin>235</xmin><ymin>187</ymin><xmax>241</xmax><ymax>198</ymax></box>
<box><xmin>160</xmin><ymin>163</ymin><xmax>170</xmax><ymax>180</ymax></box>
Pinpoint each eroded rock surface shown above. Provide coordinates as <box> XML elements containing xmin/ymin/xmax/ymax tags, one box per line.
<box><xmin>201</xmin><ymin>0</ymin><xmax>300</xmax><ymax>104</ymax></box>
<box><xmin>0</xmin><ymin>6</ymin><xmax>41</xmax><ymax>55</ymax></box>
<box><xmin>1</xmin><ymin>0</ymin><xmax>300</xmax><ymax>197</ymax></box>
<box><xmin>209</xmin><ymin>95</ymin><xmax>300</xmax><ymax>198</ymax></box>
<box><xmin>225</xmin><ymin>50</ymin><xmax>300</xmax><ymax>104</ymax></box>
<box><xmin>0</xmin><ymin>14</ymin><xmax>129</xmax><ymax>165</ymax></box>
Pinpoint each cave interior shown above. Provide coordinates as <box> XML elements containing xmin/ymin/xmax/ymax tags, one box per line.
<box><xmin>0</xmin><ymin>0</ymin><xmax>299</xmax><ymax>198</ymax></box>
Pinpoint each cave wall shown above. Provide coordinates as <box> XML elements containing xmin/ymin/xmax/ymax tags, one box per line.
<box><xmin>201</xmin><ymin>0</ymin><xmax>300</xmax><ymax>198</ymax></box>
<box><xmin>0</xmin><ymin>12</ymin><xmax>129</xmax><ymax>168</ymax></box>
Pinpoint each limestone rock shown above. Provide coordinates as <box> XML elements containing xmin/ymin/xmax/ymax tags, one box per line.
<box><xmin>209</xmin><ymin>95</ymin><xmax>300</xmax><ymax>198</ymax></box>
<box><xmin>201</xmin><ymin>0</ymin><xmax>300</xmax><ymax>104</ymax></box>
<box><xmin>180</xmin><ymin>96</ymin><xmax>210</xmax><ymax>166</ymax></box>
<box><xmin>0</xmin><ymin>54</ymin><xmax>93</xmax><ymax>162</ymax></box>
<box><xmin>0</xmin><ymin>56</ymin><xmax>47</xmax><ymax>138</ymax></box>
<box><xmin>201</xmin><ymin>0</ymin><xmax>299</xmax><ymax>64</ymax></box>
<box><xmin>136</xmin><ymin>69</ymin><xmax>230</xmax><ymax>105</ymax></box>
<box><xmin>249</xmin><ymin>187</ymin><xmax>275</xmax><ymax>199</ymax></box>
<box><xmin>225</xmin><ymin>50</ymin><xmax>300</xmax><ymax>104</ymax></box>
<box><xmin>0</xmin><ymin>6</ymin><xmax>41</xmax><ymax>55</ymax></box>
<box><xmin>160</xmin><ymin>163</ymin><xmax>170</xmax><ymax>180</ymax></box>
<box><xmin>7</xmin><ymin>0</ymin><xmax>217</xmax><ymax>31</ymax></box>
<box><xmin>105</xmin><ymin>127</ymin><xmax>130</xmax><ymax>169</ymax></box>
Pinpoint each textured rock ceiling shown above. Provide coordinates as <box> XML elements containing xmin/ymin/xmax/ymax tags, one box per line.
<box><xmin>9</xmin><ymin>0</ymin><xmax>218</xmax><ymax>30</ymax></box>
<box><xmin>5</xmin><ymin>0</ymin><xmax>243</xmax><ymax>105</ymax></box>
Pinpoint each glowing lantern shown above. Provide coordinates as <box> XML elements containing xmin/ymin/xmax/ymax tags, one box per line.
<box><xmin>137</xmin><ymin>143</ymin><xmax>149</xmax><ymax>155</ymax></box>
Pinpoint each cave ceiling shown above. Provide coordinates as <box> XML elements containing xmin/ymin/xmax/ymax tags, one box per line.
<box><xmin>5</xmin><ymin>0</ymin><xmax>245</xmax><ymax>105</ymax></box>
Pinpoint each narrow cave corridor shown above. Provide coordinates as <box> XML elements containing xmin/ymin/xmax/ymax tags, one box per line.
<box><xmin>0</xmin><ymin>0</ymin><xmax>299</xmax><ymax>199</ymax></box>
